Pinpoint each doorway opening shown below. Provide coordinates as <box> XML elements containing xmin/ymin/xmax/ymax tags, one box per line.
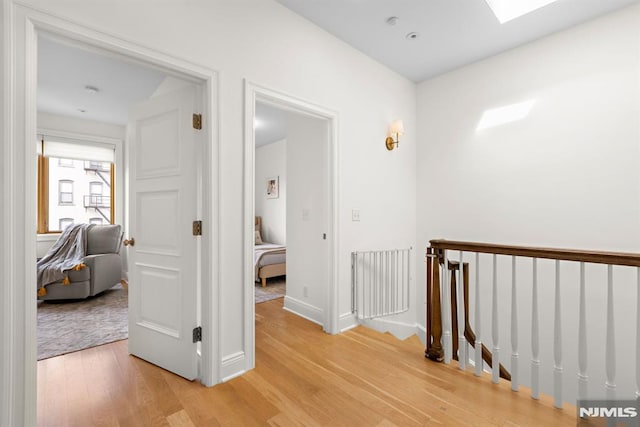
<box><xmin>35</xmin><ymin>32</ymin><xmax>169</xmax><ymax>361</ymax></box>
<box><xmin>253</xmin><ymin>102</ymin><xmax>288</xmax><ymax>303</ymax></box>
<box><xmin>243</xmin><ymin>82</ymin><xmax>340</xmax><ymax>371</ymax></box>
<box><xmin>6</xmin><ymin>6</ymin><xmax>221</xmax><ymax>421</ymax></box>
<box><xmin>32</xmin><ymin>30</ymin><xmax>211</xmax><ymax>381</ymax></box>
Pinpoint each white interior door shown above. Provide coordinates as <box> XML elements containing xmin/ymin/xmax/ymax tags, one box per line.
<box><xmin>127</xmin><ymin>85</ymin><xmax>200</xmax><ymax>380</ymax></box>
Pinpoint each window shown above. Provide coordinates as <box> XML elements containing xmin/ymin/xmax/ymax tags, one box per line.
<box><xmin>58</xmin><ymin>158</ymin><xmax>74</xmax><ymax>167</ymax></box>
<box><xmin>37</xmin><ymin>137</ymin><xmax>116</xmax><ymax>233</ymax></box>
<box><xmin>58</xmin><ymin>180</ymin><xmax>74</xmax><ymax>205</ymax></box>
<box><xmin>59</xmin><ymin>218</ymin><xmax>74</xmax><ymax>231</ymax></box>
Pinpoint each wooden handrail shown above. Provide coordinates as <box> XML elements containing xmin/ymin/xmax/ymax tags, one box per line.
<box><xmin>430</xmin><ymin>239</ymin><xmax>640</xmax><ymax>267</ymax></box>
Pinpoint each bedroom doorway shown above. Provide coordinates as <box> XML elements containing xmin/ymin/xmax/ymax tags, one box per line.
<box><xmin>12</xmin><ymin>12</ymin><xmax>220</xmax><ymax>419</ymax></box>
<box><xmin>34</xmin><ymin>33</ymin><xmax>149</xmax><ymax>362</ymax></box>
<box><xmin>244</xmin><ymin>82</ymin><xmax>339</xmax><ymax>371</ymax></box>
<box><xmin>33</xmin><ymin>31</ymin><xmax>210</xmax><ymax>380</ymax></box>
<box><xmin>5</xmin><ymin>6</ymin><xmax>220</xmax><ymax>422</ymax></box>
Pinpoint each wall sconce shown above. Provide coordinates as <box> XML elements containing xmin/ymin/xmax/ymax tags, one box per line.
<box><xmin>385</xmin><ymin>120</ymin><xmax>404</xmax><ymax>151</ymax></box>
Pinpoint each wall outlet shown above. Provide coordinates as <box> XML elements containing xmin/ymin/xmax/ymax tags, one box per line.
<box><xmin>352</xmin><ymin>209</ymin><xmax>360</xmax><ymax>221</ymax></box>
<box><xmin>302</xmin><ymin>209</ymin><xmax>310</xmax><ymax>221</ymax></box>
<box><xmin>303</xmin><ymin>286</ymin><xmax>308</xmax><ymax>298</ymax></box>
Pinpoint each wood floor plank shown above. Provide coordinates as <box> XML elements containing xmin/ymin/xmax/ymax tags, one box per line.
<box><xmin>37</xmin><ymin>299</ymin><xmax>578</xmax><ymax>426</ymax></box>
<box><xmin>166</xmin><ymin>409</ymin><xmax>196</xmax><ymax>427</ymax></box>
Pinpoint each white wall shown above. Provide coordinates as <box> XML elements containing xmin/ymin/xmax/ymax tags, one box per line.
<box><xmin>36</xmin><ymin>112</ymin><xmax>126</xmax><ymax>258</ymax></box>
<box><xmin>255</xmin><ymin>139</ymin><xmax>286</xmax><ymax>245</ymax></box>
<box><xmin>416</xmin><ymin>4</ymin><xmax>640</xmax><ymax>403</ymax></box>
<box><xmin>6</xmin><ymin>0</ymin><xmax>417</xmax><ymax>388</ymax></box>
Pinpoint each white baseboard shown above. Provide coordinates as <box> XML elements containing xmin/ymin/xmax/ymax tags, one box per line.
<box><xmin>220</xmin><ymin>351</ymin><xmax>246</xmax><ymax>382</ymax></box>
<box><xmin>361</xmin><ymin>318</ymin><xmax>418</xmax><ymax>340</ymax></box>
<box><xmin>416</xmin><ymin>324</ymin><xmax>427</xmax><ymax>346</ymax></box>
<box><xmin>283</xmin><ymin>296</ymin><xmax>324</xmax><ymax>326</ymax></box>
<box><xmin>339</xmin><ymin>312</ymin><xmax>358</xmax><ymax>332</ymax></box>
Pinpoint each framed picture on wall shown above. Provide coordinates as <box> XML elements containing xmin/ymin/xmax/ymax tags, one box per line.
<box><xmin>266</xmin><ymin>176</ymin><xmax>279</xmax><ymax>199</ymax></box>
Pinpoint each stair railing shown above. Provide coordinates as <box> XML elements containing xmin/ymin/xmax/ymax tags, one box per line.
<box><xmin>425</xmin><ymin>239</ymin><xmax>640</xmax><ymax>408</ymax></box>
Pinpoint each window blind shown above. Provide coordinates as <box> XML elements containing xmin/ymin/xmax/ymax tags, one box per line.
<box><xmin>37</xmin><ymin>136</ymin><xmax>115</xmax><ymax>163</ymax></box>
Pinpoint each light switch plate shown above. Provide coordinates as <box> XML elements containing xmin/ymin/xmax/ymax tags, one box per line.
<box><xmin>352</xmin><ymin>209</ymin><xmax>360</xmax><ymax>221</ymax></box>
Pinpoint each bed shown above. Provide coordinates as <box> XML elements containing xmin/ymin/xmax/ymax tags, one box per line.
<box><xmin>254</xmin><ymin>216</ymin><xmax>286</xmax><ymax>287</ymax></box>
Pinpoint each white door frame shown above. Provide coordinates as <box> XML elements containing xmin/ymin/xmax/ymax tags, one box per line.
<box><xmin>1</xmin><ymin>3</ymin><xmax>221</xmax><ymax>425</ymax></box>
<box><xmin>243</xmin><ymin>80</ymin><xmax>340</xmax><ymax>371</ymax></box>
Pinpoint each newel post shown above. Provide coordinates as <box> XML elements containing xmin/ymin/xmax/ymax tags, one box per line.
<box><xmin>426</xmin><ymin>247</ymin><xmax>444</xmax><ymax>361</ymax></box>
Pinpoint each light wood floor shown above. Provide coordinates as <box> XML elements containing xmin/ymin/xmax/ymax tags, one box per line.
<box><xmin>38</xmin><ymin>299</ymin><xmax>577</xmax><ymax>426</ymax></box>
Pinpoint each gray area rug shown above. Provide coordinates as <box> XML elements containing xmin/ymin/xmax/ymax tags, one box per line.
<box><xmin>255</xmin><ymin>276</ymin><xmax>286</xmax><ymax>303</ymax></box>
<box><xmin>37</xmin><ymin>283</ymin><xmax>127</xmax><ymax>360</ymax></box>
<box><xmin>37</xmin><ymin>278</ymin><xmax>285</xmax><ymax>360</ymax></box>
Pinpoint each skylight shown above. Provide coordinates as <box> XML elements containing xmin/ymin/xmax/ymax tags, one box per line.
<box><xmin>484</xmin><ymin>0</ymin><xmax>560</xmax><ymax>24</ymax></box>
<box><xmin>476</xmin><ymin>100</ymin><xmax>536</xmax><ymax>131</ymax></box>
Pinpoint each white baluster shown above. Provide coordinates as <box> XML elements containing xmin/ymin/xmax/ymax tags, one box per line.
<box><xmin>511</xmin><ymin>256</ymin><xmax>519</xmax><ymax>391</ymax></box>
<box><xmin>463</xmin><ymin>252</ymin><xmax>470</xmax><ymax>368</ymax></box>
<box><xmin>578</xmin><ymin>262</ymin><xmax>588</xmax><ymax>400</ymax></box>
<box><xmin>605</xmin><ymin>265</ymin><xmax>616</xmax><ymax>399</ymax></box>
<box><xmin>553</xmin><ymin>260</ymin><xmax>563</xmax><ymax>408</ymax></box>
<box><xmin>531</xmin><ymin>258</ymin><xmax>540</xmax><ymax>399</ymax></box>
<box><xmin>458</xmin><ymin>251</ymin><xmax>466</xmax><ymax>370</ymax></box>
<box><xmin>492</xmin><ymin>254</ymin><xmax>500</xmax><ymax>384</ymax></box>
<box><xmin>442</xmin><ymin>250</ymin><xmax>452</xmax><ymax>364</ymax></box>
<box><xmin>474</xmin><ymin>252</ymin><xmax>483</xmax><ymax>377</ymax></box>
<box><xmin>636</xmin><ymin>267</ymin><xmax>639</xmax><ymax>399</ymax></box>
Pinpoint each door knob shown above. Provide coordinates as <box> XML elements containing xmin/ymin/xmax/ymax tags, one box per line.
<box><xmin>123</xmin><ymin>237</ymin><xmax>135</xmax><ymax>247</ymax></box>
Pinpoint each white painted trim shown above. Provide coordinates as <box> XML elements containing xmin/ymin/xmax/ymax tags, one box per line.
<box><xmin>339</xmin><ymin>312</ymin><xmax>358</xmax><ymax>332</ymax></box>
<box><xmin>416</xmin><ymin>324</ymin><xmax>427</xmax><ymax>347</ymax></box>
<box><xmin>1</xmin><ymin>0</ymin><xmax>18</xmax><ymax>424</ymax></box>
<box><xmin>243</xmin><ymin>83</ymin><xmax>257</xmax><ymax>371</ymax></box>
<box><xmin>3</xmin><ymin>3</ymin><xmax>221</xmax><ymax>423</ymax></box>
<box><xmin>283</xmin><ymin>296</ymin><xmax>325</xmax><ymax>326</ymax></box>
<box><xmin>201</xmin><ymin>68</ymin><xmax>222</xmax><ymax>388</ymax></box>
<box><xmin>220</xmin><ymin>351</ymin><xmax>246</xmax><ymax>383</ymax></box>
<box><xmin>243</xmin><ymin>81</ymin><xmax>341</xmax><ymax>376</ymax></box>
<box><xmin>361</xmin><ymin>318</ymin><xmax>420</xmax><ymax>341</ymax></box>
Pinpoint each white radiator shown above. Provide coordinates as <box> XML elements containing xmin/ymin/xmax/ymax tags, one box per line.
<box><xmin>351</xmin><ymin>248</ymin><xmax>411</xmax><ymax>320</ymax></box>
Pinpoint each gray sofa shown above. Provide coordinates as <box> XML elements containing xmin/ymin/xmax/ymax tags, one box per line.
<box><xmin>38</xmin><ymin>224</ymin><xmax>123</xmax><ymax>301</ymax></box>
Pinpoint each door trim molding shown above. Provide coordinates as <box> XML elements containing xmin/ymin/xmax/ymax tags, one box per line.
<box><xmin>243</xmin><ymin>80</ymin><xmax>340</xmax><ymax>372</ymax></box>
<box><xmin>2</xmin><ymin>3</ymin><xmax>221</xmax><ymax>424</ymax></box>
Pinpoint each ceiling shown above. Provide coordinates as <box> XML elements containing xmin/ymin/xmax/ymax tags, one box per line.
<box><xmin>255</xmin><ymin>102</ymin><xmax>288</xmax><ymax>147</ymax></box>
<box><xmin>275</xmin><ymin>0</ymin><xmax>640</xmax><ymax>82</ymax></box>
<box><xmin>36</xmin><ymin>1</ymin><xmax>640</xmax><ymax>132</ymax></box>
<box><xmin>38</xmin><ymin>35</ymin><xmax>167</xmax><ymax>125</ymax></box>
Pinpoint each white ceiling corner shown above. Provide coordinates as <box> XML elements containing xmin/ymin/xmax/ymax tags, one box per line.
<box><xmin>274</xmin><ymin>0</ymin><xmax>640</xmax><ymax>82</ymax></box>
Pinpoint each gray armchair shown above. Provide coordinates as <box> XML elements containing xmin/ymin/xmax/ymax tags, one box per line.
<box><xmin>38</xmin><ymin>225</ymin><xmax>123</xmax><ymax>300</ymax></box>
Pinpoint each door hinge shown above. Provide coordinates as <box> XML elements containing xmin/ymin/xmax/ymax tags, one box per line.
<box><xmin>193</xmin><ymin>326</ymin><xmax>202</xmax><ymax>343</ymax></box>
<box><xmin>192</xmin><ymin>113</ymin><xmax>202</xmax><ymax>130</ymax></box>
<box><xmin>193</xmin><ymin>220</ymin><xmax>202</xmax><ymax>236</ymax></box>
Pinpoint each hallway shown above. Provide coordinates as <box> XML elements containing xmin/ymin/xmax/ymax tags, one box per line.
<box><xmin>37</xmin><ymin>299</ymin><xmax>577</xmax><ymax>426</ymax></box>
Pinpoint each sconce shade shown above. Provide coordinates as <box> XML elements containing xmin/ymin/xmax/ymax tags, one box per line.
<box><xmin>390</xmin><ymin>120</ymin><xmax>404</xmax><ymax>136</ymax></box>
